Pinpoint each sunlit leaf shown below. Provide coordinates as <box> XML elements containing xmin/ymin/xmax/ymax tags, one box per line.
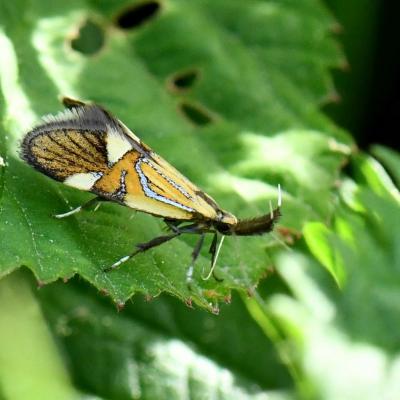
<box><xmin>267</xmin><ymin>159</ymin><xmax>400</xmax><ymax>399</ymax></box>
<box><xmin>371</xmin><ymin>144</ymin><xmax>400</xmax><ymax>188</ymax></box>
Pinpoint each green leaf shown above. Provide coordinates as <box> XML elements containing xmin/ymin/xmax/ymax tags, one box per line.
<box><xmin>265</xmin><ymin>159</ymin><xmax>400</xmax><ymax>399</ymax></box>
<box><xmin>371</xmin><ymin>144</ymin><xmax>400</xmax><ymax>188</ymax></box>
<box><xmin>351</xmin><ymin>153</ymin><xmax>400</xmax><ymax>202</ymax></box>
<box><xmin>303</xmin><ymin>221</ymin><xmax>346</xmax><ymax>287</ymax></box>
<box><xmin>0</xmin><ymin>0</ymin><xmax>351</xmax><ymax>309</ymax></box>
<box><xmin>303</xmin><ymin>151</ymin><xmax>400</xmax><ymax>294</ymax></box>
<box><xmin>0</xmin><ymin>271</ymin><xmax>78</xmax><ymax>400</ymax></box>
<box><xmin>37</xmin><ymin>276</ymin><xmax>293</xmax><ymax>399</ymax></box>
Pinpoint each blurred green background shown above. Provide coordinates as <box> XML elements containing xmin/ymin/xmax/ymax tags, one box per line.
<box><xmin>0</xmin><ymin>1</ymin><xmax>399</xmax><ymax>400</ymax></box>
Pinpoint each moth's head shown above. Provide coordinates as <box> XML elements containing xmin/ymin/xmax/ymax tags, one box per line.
<box><xmin>213</xmin><ymin>210</ymin><xmax>238</xmax><ymax>234</ymax></box>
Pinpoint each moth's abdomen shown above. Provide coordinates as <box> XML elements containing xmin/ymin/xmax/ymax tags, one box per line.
<box><xmin>21</xmin><ymin>128</ymin><xmax>109</xmax><ymax>182</ymax></box>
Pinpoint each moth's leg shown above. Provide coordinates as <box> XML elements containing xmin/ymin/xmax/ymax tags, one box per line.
<box><xmin>104</xmin><ymin>231</ymin><xmax>181</xmax><ymax>272</ymax></box>
<box><xmin>163</xmin><ymin>218</ymin><xmax>184</xmax><ymax>233</ymax></box>
<box><xmin>105</xmin><ymin>223</ymin><xmax>205</xmax><ymax>273</ymax></box>
<box><xmin>186</xmin><ymin>233</ymin><xmax>205</xmax><ymax>287</ymax></box>
<box><xmin>203</xmin><ymin>233</ymin><xmax>224</xmax><ymax>282</ymax></box>
<box><xmin>209</xmin><ymin>233</ymin><xmax>218</xmax><ymax>263</ymax></box>
<box><xmin>54</xmin><ymin>196</ymin><xmax>103</xmax><ymax>219</ymax></box>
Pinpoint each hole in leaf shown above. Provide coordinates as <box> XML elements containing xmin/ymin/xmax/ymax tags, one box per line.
<box><xmin>70</xmin><ymin>19</ymin><xmax>105</xmax><ymax>55</ymax></box>
<box><xmin>169</xmin><ymin>69</ymin><xmax>199</xmax><ymax>91</ymax></box>
<box><xmin>179</xmin><ymin>102</ymin><xmax>214</xmax><ymax>126</ymax></box>
<box><xmin>116</xmin><ymin>1</ymin><xmax>161</xmax><ymax>30</ymax></box>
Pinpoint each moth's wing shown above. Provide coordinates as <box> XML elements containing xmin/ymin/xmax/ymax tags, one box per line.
<box><xmin>21</xmin><ymin>103</ymin><xmax>221</xmax><ymax>221</ymax></box>
<box><xmin>93</xmin><ymin>150</ymin><xmax>199</xmax><ymax>220</ymax></box>
<box><xmin>147</xmin><ymin>152</ymin><xmax>222</xmax><ymax>218</ymax></box>
<box><xmin>147</xmin><ymin>156</ymin><xmax>237</xmax><ymax>224</ymax></box>
<box><xmin>98</xmin><ymin>114</ymin><xmax>222</xmax><ymax>220</ymax></box>
<box><xmin>20</xmin><ymin>104</ymin><xmax>135</xmax><ymax>190</ymax></box>
<box><xmin>119</xmin><ymin>119</ymin><xmax>222</xmax><ymax>219</ymax></box>
<box><xmin>90</xmin><ymin>139</ymin><xmax>221</xmax><ymax>220</ymax></box>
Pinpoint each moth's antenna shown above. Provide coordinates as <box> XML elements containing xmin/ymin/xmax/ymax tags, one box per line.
<box><xmin>270</xmin><ymin>184</ymin><xmax>289</xmax><ymax>250</ymax></box>
<box><xmin>269</xmin><ymin>183</ymin><xmax>281</xmax><ymax>219</ymax></box>
<box><xmin>278</xmin><ymin>183</ymin><xmax>282</xmax><ymax>207</ymax></box>
<box><xmin>202</xmin><ymin>235</ymin><xmax>225</xmax><ymax>280</ymax></box>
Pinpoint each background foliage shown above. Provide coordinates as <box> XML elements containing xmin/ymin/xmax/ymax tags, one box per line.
<box><xmin>0</xmin><ymin>0</ymin><xmax>399</xmax><ymax>399</ymax></box>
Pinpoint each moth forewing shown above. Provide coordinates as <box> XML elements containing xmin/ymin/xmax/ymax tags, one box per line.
<box><xmin>20</xmin><ymin>98</ymin><xmax>282</xmax><ymax>282</ymax></box>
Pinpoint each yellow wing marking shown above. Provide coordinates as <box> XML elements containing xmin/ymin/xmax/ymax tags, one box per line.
<box><xmin>93</xmin><ymin>152</ymin><xmax>195</xmax><ymax>219</ymax></box>
<box><xmin>147</xmin><ymin>153</ymin><xmax>221</xmax><ymax>218</ymax></box>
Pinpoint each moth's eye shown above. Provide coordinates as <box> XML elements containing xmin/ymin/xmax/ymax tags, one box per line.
<box><xmin>214</xmin><ymin>222</ymin><xmax>231</xmax><ymax>235</ymax></box>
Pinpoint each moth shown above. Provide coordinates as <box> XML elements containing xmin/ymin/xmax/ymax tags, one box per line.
<box><xmin>21</xmin><ymin>98</ymin><xmax>281</xmax><ymax>283</ymax></box>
